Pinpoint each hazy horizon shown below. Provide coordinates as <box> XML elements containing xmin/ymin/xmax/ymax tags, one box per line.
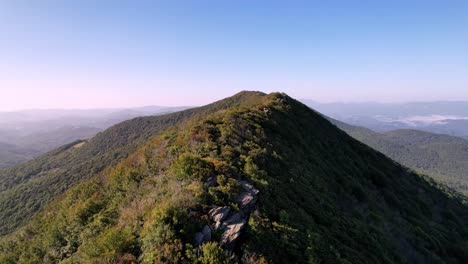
<box><xmin>2</xmin><ymin>96</ymin><xmax>468</xmax><ymax>113</ymax></box>
<box><xmin>1</xmin><ymin>1</ymin><xmax>467</xmax><ymax>111</ymax></box>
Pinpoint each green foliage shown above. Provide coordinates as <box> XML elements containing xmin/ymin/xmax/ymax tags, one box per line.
<box><xmin>187</xmin><ymin>242</ymin><xmax>233</xmax><ymax>264</ymax></box>
<box><xmin>171</xmin><ymin>153</ymin><xmax>215</xmax><ymax>181</ymax></box>
<box><xmin>84</xmin><ymin>227</ymin><xmax>138</xmax><ymax>260</ymax></box>
<box><xmin>208</xmin><ymin>175</ymin><xmax>241</xmax><ymax>205</ymax></box>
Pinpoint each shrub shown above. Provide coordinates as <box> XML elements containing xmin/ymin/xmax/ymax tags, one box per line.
<box><xmin>188</xmin><ymin>242</ymin><xmax>233</xmax><ymax>264</ymax></box>
<box><xmin>171</xmin><ymin>153</ymin><xmax>215</xmax><ymax>181</ymax></box>
<box><xmin>208</xmin><ymin>175</ymin><xmax>241</xmax><ymax>204</ymax></box>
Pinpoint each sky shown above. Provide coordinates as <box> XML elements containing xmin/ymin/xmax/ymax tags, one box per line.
<box><xmin>0</xmin><ymin>0</ymin><xmax>467</xmax><ymax>111</ymax></box>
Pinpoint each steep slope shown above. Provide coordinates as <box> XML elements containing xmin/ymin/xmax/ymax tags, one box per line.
<box><xmin>333</xmin><ymin>120</ymin><xmax>468</xmax><ymax>195</ymax></box>
<box><xmin>1</xmin><ymin>92</ymin><xmax>466</xmax><ymax>263</ymax></box>
<box><xmin>384</xmin><ymin>130</ymin><xmax>468</xmax><ymax>192</ymax></box>
<box><xmin>0</xmin><ymin>91</ymin><xmax>265</xmax><ymax>235</ymax></box>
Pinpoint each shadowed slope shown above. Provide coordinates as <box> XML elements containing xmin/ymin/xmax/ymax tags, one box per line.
<box><xmin>333</xmin><ymin>119</ymin><xmax>468</xmax><ymax>195</ymax></box>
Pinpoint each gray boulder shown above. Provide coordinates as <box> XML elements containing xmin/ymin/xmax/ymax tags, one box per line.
<box><xmin>202</xmin><ymin>225</ymin><xmax>212</xmax><ymax>241</ymax></box>
<box><xmin>220</xmin><ymin>213</ymin><xmax>247</xmax><ymax>250</ymax></box>
<box><xmin>240</xmin><ymin>181</ymin><xmax>260</xmax><ymax>195</ymax></box>
<box><xmin>238</xmin><ymin>181</ymin><xmax>259</xmax><ymax>211</ymax></box>
<box><xmin>194</xmin><ymin>232</ymin><xmax>205</xmax><ymax>247</ymax></box>
<box><xmin>209</xmin><ymin>206</ymin><xmax>231</xmax><ymax>229</ymax></box>
<box><xmin>194</xmin><ymin>225</ymin><xmax>212</xmax><ymax>247</ymax></box>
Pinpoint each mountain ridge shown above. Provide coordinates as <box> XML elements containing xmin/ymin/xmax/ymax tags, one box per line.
<box><xmin>1</xmin><ymin>92</ymin><xmax>467</xmax><ymax>263</ymax></box>
<box><xmin>0</xmin><ymin>91</ymin><xmax>267</xmax><ymax>235</ymax></box>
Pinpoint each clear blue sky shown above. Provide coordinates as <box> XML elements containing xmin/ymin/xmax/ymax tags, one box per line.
<box><xmin>1</xmin><ymin>0</ymin><xmax>467</xmax><ymax>110</ymax></box>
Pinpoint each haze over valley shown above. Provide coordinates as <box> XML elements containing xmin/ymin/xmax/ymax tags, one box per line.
<box><xmin>0</xmin><ymin>106</ymin><xmax>189</xmax><ymax>167</ymax></box>
<box><xmin>305</xmin><ymin>100</ymin><xmax>468</xmax><ymax>138</ymax></box>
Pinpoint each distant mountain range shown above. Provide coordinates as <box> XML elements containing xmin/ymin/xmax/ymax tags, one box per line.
<box><xmin>0</xmin><ymin>106</ymin><xmax>190</xmax><ymax>168</ymax></box>
<box><xmin>303</xmin><ymin>100</ymin><xmax>468</xmax><ymax>138</ymax></box>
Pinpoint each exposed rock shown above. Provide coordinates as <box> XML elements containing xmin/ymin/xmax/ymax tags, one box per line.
<box><xmin>209</xmin><ymin>206</ymin><xmax>231</xmax><ymax>229</ymax></box>
<box><xmin>220</xmin><ymin>213</ymin><xmax>247</xmax><ymax>250</ymax></box>
<box><xmin>238</xmin><ymin>192</ymin><xmax>257</xmax><ymax>209</ymax></box>
<box><xmin>204</xmin><ymin>181</ymin><xmax>260</xmax><ymax>250</ymax></box>
<box><xmin>276</xmin><ymin>97</ymin><xmax>286</xmax><ymax>104</ymax></box>
<box><xmin>194</xmin><ymin>232</ymin><xmax>205</xmax><ymax>247</ymax></box>
<box><xmin>224</xmin><ymin>212</ymin><xmax>244</xmax><ymax>225</ymax></box>
<box><xmin>194</xmin><ymin>225</ymin><xmax>212</xmax><ymax>247</ymax></box>
<box><xmin>240</xmin><ymin>181</ymin><xmax>259</xmax><ymax>194</ymax></box>
<box><xmin>238</xmin><ymin>181</ymin><xmax>259</xmax><ymax>211</ymax></box>
<box><xmin>202</xmin><ymin>225</ymin><xmax>212</xmax><ymax>241</ymax></box>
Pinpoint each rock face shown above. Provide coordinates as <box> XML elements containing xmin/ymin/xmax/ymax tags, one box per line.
<box><xmin>194</xmin><ymin>225</ymin><xmax>212</xmax><ymax>247</ymax></box>
<box><xmin>219</xmin><ymin>213</ymin><xmax>247</xmax><ymax>250</ymax></box>
<box><xmin>194</xmin><ymin>232</ymin><xmax>204</xmax><ymax>247</ymax></box>
<box><xmin>195</xmin><ymin>179</ymin><xmax>260</xmax><ymax>250</ymax></box>
<box><xmin>209</xmin><ymin>206</ymin><xmax>231</xmax><ymax>229</ymax></box>
<box><xmin>202</xmin><ymin>225</ymin><xmax>212</xmax><ymax>241</ymax></box>
<box><xmin>238</xmin><ymin>181</ymin><xmax>260</xmax><ymax>212</ymax></box>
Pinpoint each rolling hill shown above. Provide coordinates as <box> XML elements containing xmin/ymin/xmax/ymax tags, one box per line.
<box><xmin>0</xmin><ymin>92</ymin><xmax>466</xmax><ymax>263</ymax></box>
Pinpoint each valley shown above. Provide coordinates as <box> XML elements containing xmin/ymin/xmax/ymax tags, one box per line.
<box><xmin>0</xmin><ymin>106</ymin><xmax>189</xmax><ymax>168</ymax></box>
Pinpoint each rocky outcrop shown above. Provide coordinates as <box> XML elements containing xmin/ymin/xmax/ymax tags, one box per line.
<box><xmin>194</xmin><ymin>225</ymin><xmax>212</xmax><ymax>247</ymax></box>
<box><xmin>238</xmin><ymin>181</ymin><xmax>259</xmax><ymax>212</ymax></box>
<box><xmin>212</xmin><ymin>181</ymin><xmax>259</xmax><ymax>249</ymax></box>
<box><xmin>209</xmin><ymin>206</ymin><xmax>231</xmax><ymax>229</ymax></box>
<box><xmin>219</xmin><ymin>213</ymin><xmax>247</xmax><ymax>250</ymax></box>
<box><xmin>194</xmin><ymin>179</ymin><xmax>259</xmax><ymax>250</ymax></box>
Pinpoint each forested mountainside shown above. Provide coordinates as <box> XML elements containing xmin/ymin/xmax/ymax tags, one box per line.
<box><xmin>1</xmin><ymin>92</ymin><xmax>466</xmax><ymax>263</ymax></box>
<box><xmin>0</xmin><ymin>91</ymin><xmax>263</xmax><ymax>235</ymax></box>
<box><xmin>334</xmin><ymin>120</ymin><xmax>468</xmax><ymax>195</ymax></box>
